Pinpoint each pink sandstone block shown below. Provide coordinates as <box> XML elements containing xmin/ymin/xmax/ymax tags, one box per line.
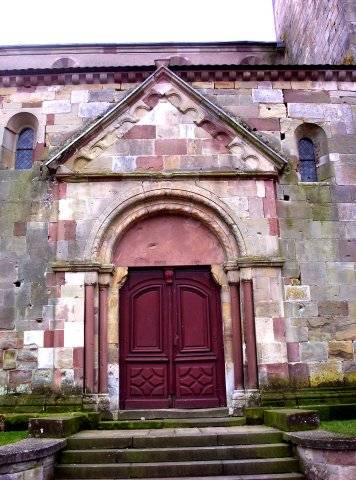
<box><xmin>48</xmin><ymin>222</ymin><xmax>57</xmax><ymax>242</ymax></box>
<box><xmin>44</xmin><ymin>331</ymin><xmax>54</xmax><ymax>348</ymax></box>
<box><xmin>246</xmin><ymin>118</ymin><xmax>280</xmax><ymax>131</ymax></box>
<box><xmin>263</xmin><ymin>180</ymin><xmax>277</xmax><ymax>217</ymax></box>
<box><xmin>287</xmin><ymin>342</ymin><xmax>300</xmax><ymax>362</ymax></box>
<box><xmin>155</xmin><ymin>139</ymin><xmax>187</xmax><ymax>155</ymax></box>
<box><xmin>136</xmin><ymin>155</ymin><xmax>163</xmax><ymax>170</ymax></box>
<box><xmin>187</xmin><ymin>139</ymin><xmax>203</xmax><ymax>155</ymax></box>
<box><xmin>268</xmin><ymin>218</ymin><xmax>280</xmax><ymax>236</ymax></box>
<box><xmin>325</xmin><ymin>450</ymin><xmax>356</xmax><ymax>465</ymax></box>
<box><xmin>202</xmin><ymin>139</ymin><xmax>228</xmax><ymax>154</ymax></box>
<box><xmin>73</xmin><ymin>347</ymin><xmax>84</xmax><ymax>368</ymax></box>
<box><xmin>273</xmin><ymin>317</ymin><xmax>286</xmax><ymax>341</ymax></box>
<box><xmin>57</xmin><ymin>220</ymin><xmax>76</xmax><ymax>241</ymax></box>
<box><xmin>123</xmin><ymin>125</ymin><xmax>156</xmax><ymax>139</ymax></box>
<box><xmin>266</xmin><ymin>362</ymin><xmax>290</xmax><ymax>380</ymax></box>
<box><xmin>54</xmin><ymin>330</ymin><xmax>64</xmax><ymax>348</ymax></box>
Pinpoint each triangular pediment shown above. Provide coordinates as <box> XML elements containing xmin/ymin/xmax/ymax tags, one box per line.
<box><xmin>45</xmin><ymin>67</ymin><xmax>287</xmax><ymax>175</ymax></box>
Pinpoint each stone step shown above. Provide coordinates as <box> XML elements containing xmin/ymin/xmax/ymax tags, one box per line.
<box><xmin>54</xmin><ymin>476</ymin><xmax>304</xmax><ymax>480</ymax></box>
<box><xmin>116</xmin><ymin>408</ymin><xmax>229</xmax><ymax>420</ymax></box>
<box><xmin>67</xmin><ymin>427</ymin><xmax>283</xmax><ymax>450</ymax></box>
<box><xmin>60</xmin><ymin>443</ymin><xmax>291</xmax><ymax>464</ymax></box>
<box><xmin>98</xmin><ymin>417</ymin><xmax>246</xmax><ymax>430</ymax></box>
<box><xmin>55</xmin><ymin>457</ymin><xmax>300</xmax><ymax>478</ymax></box>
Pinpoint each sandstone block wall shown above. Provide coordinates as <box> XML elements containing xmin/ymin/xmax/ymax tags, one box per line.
<box><xmin>0</xmin><ymin>76</ymin><xmax>355</xmax><ymax>394</ymax></box>
<box><xmin>273</xmin><ymin>0</ymin><xmax>356</xmax><ymax>64</ymax></box>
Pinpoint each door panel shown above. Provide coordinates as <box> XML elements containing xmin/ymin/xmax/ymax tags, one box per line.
<box><xmin>120</xmin><ymin>267</ymin><xmax>226</xmax><ymax>409</ymax></box>
<box><xmin>131</xmin><ymin>286</ymin><xmax>163</xmax><ymax>352</ymax></box>
<box><xmin>178</xmin><ymin>286</ymin><xmax>210</xmax><ymax>351</ymax></box>
<box><xmin>120</xmin><ymin>270</ymin><xmax>170</xmax><ymax>409</ymax></box>
<box><xmin>173</xmin><ymin>269</ymin><xmax>225</xmax><ymax>408</ymax></box>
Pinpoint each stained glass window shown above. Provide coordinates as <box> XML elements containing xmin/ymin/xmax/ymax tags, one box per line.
<box><xmin>15</xmin><ymin>128</ymin><xmax>34</xmax><ymax>170</ymax></box>
<box><xmin>298</xmin><ymin>137</ymin><xmax>317</xmax><ymax>182</ymax></box>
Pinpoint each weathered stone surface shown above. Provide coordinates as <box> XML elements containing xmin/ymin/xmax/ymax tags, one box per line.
<box><xmin>300</xmin><ymin>342</ymin><xmax>328</xmax><ymax>362</ymax></box>
<box><xmin>78</xmin><ymin>102</ymin><xmax>111</xmax><ymax>118</ymax></box>
<box><xmin>309</xmin><ymin>361</ymin><xmax>343</xmax><ymax>387</ymax></box>
<box><xmin>285</xmin><ymin>285</ymin><xmax>311</xmax><ymax>301</ymax></box>
<box><xmin>252</xmin><ymin>89</ymin><xmax>283</xmax><ymax>103</ymax></box>
<box><xmin>42</xmin><ymin>100</ymin><xmax>71</xmax><ymax>114</ymax></box>
<box><xmin>264</xmin><ymin>409</ymin><xmax>319</xmax><ymax>431</ymax></box>
<box><xmin>2</xmin><ymin>349</ymin><xmax>17</xmax><ymax>370</ymax></box>
<box><xmin>328</xmin><ymin>341</ymin><xmax>354</xmax><ymax>359</ymax></box>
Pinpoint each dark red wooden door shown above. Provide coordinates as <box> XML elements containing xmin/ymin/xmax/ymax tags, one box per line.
<box><xmin>120</xmin><ymin>267</ymin><xmax>226</xmax><ymax>409</ymax></box>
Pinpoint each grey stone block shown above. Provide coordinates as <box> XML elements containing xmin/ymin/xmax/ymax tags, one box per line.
<box><xmin>300</xmin><ymin>342</ymin><xmax>328</xmax><ymax>362</ymax></box>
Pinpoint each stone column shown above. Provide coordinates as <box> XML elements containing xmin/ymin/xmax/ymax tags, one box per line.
<box><xmin>225</xmin><ymin>267</ymin><xmax>244</xmax><ymax>391</ymax></box>
<box><xmin>98</xmin><ymin>274</ymin><xmax>110</xmax><ymax>394</ymax></box>
<box><xmin>84</xmin><ymin>272</ymin><xmax>98</xmax><ymax>394</ymax></box>
<box><xmin>241</xmin><ymin>268</ymin><xmax>258</xmax><ymax>391</ymax></box>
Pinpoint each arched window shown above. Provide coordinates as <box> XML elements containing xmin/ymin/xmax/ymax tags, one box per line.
<box><xmin>15</xmin><ymin>128</ymin><xmax>34</xmax><ymax>170</ymax></box>
<box><xmin>298</xmin><ymin>137</ymin><xmax>318</xmax><ymax>182</ymax></box>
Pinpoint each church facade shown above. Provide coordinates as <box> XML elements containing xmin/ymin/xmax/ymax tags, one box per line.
<box><xmin>0</xmin><ymin>6</ymin><xmax>355</xmax><ymax>414</ymax></box>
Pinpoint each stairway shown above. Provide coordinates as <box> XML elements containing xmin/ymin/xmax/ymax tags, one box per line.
<box><xmin>55</xmin><ymin>410</ymin><xmax>304</xmax><ymax>480</ymax></box>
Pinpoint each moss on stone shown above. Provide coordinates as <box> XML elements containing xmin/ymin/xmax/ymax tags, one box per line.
<box><xmin>264</xmin><ymin>408</ymin><xmax>320</xmax><ymax>432</ymax></box>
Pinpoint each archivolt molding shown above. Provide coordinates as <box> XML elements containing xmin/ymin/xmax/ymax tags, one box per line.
<box><xmin>84</xmin><ymin>186</ymin><xmax>250</xmax><ymax>263</ymax></box>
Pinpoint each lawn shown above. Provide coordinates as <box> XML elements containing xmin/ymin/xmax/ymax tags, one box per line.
<box><xmin>321</xmin><ymin>420</ymin><xmax>356</xmax><ymax>437</ymax></box>
<box><xmin>0</xmin><ymin>431</ymin><xmax>28</xmax><ymax>446</ymax></box>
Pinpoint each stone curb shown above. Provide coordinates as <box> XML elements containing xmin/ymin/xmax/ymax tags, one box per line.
<box><xmin>0</xmin><ymin>438</ymin><xmax>66</xmax><ymax>466</ymax></box>
<box><xmin>284</xmin><ymin>430</ymin><xmax>356</xmax><ymax>450</ymax></box>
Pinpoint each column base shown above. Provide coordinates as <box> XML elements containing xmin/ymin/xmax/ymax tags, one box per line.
<box><xmin>231</xmin><ymin>388</ymin><xmax>261</xmax><ymax>414</ymax></box>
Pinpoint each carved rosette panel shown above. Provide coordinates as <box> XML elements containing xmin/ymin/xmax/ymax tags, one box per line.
<box><xmin>177</xmin><ymin>365</ymin><xmax>215</xmax><ymax>396</ymax></box>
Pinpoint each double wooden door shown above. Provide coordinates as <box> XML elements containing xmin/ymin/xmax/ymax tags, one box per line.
<box><xmin>119</xmin><ymin>267</ymin><xmax>226</xmax><ymax>409</ymax></box>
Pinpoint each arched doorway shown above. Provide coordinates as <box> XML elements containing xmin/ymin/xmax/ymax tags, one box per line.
<box><xmin>114</xmin><ymin>214</ymin><xmax>227</xmax><ymax>409</ymax></box>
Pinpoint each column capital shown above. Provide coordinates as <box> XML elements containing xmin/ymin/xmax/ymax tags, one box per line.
<box><xmin>99</xmin><ymin>273</ymin><xmax>111</xmax><ymax>287</ymax></box>
<box><xmin>84</xmin><ymin>271</ymin><xmax>98</xmax><ymax>285</ymax></box>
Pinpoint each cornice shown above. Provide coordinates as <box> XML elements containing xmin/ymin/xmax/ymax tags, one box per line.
<box><xmin>0</xmin><ymin>65</ymin><xmax>354</xmax><ymax>87</ymax></box>
<box><xmin>53</xmin><ymin>170</ymin><xmax>279</xmax><ymax>182</ymax></box>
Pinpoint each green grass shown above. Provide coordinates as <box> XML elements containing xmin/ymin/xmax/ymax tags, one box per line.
<box><xmin>321</xmin><ymin>420</ymin><xmax>356</xmax><ymax>437</ymax></box>
<box><xmin>0</xmin><ymin>431</ymin><xmax>28</xmax><ymax>446</ymax></box>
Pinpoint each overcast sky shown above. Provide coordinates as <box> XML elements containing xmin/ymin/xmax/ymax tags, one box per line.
<box><xmin>0</xmin><ymin>0</ymin><xmax>276</xmax><ymax>45</ymax></box>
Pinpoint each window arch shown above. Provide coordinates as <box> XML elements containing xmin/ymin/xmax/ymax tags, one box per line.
<box><xmin>295</xmin><ymin>123</ymin><xmax>329</xmax><ymax>182</ymax></box>
<box><xmin>1</xmin><ymin>113</ymin><xmax>38</xmax><ymax>170</ymax></box>
<box><xmin>298</xmin><ymin>137</ymin><xmax>317</xmax><ymax>182</ymax></box>
<box><xmin>15</xmin><ymin>127</ymin><xmax>35</xmax><ymax>170</ymax></box>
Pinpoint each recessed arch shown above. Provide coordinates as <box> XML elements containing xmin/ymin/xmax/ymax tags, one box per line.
<box><xmin>113</xmin><ymin>213</ymin><xmax>226</xmax><ymax>267</ymax></box>
<box><xmin>85</xmin><ymin>187</ymin><xmax>246</xmax><ymax>264</ymax></box>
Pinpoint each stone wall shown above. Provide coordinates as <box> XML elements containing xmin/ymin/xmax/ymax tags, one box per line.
<box><xmin>0</xmin><ymin>76</ymin><xmax>355</xmax><ymax>396</ymax></box>
<box><xmin>0</xmin><ymin>438</ymin><xmax>65</xmax><ymax>480</ymax></box>
<box><xmin>273</xmin><ymin>0</ymin><xmax>356</xmax><ymax>64</ymax></box>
